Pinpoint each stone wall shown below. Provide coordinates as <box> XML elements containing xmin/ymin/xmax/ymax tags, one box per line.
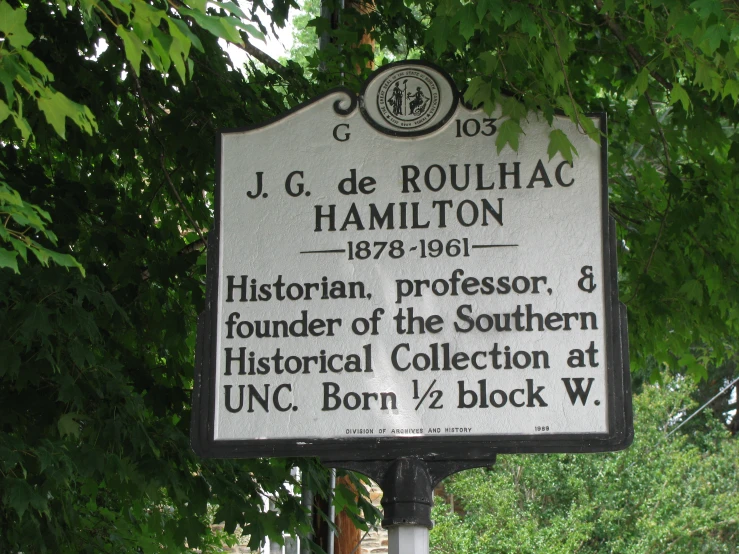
<box><xmin>358</xmin><ymin>482</ymin><xmax>388</xmax><ymax>554</ymax></box>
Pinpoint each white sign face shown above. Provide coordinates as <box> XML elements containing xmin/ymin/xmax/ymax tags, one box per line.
<box><xmin>193</xmin><ymin>62</ymin><xmax>631</xmax><ymax>459</ymax></box>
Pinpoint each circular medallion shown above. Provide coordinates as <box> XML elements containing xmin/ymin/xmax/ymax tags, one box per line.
<box><xmin>376</xmin><ymin>68</ymin><xmax>441</xmax><ymax>130</ymax></box>
<box><xmin>358</xmin><ymin>61</ymin><xmax>458</xmax><ymax>137</ymax></box>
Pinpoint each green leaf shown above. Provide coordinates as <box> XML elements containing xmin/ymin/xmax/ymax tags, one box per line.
<box><xmin>170</xmin><ymin>47</ymin><xmax>186</xmax><ymax>83</ymax></box>
<box><xmin>58</xmin><ymin>412</ymin><xmax>82</xmax><ymax>439</ymax></box>
<box><xmin>0</xmin><ymin>2</ymin><xmax>35</xmax><ymax>48</ymax></box>
<box><xmin>678</xmin><ymin>352</ymin><xmax>707</xmax><ymax>380</ymax></box>
<box><xmin>212</xmin><ymin>1</ymin><xmax>248</xmax><ymax>20</ymax></box>
<box><xmin>672</xmin><ymin>14</ymin><xmax>700</xmax><ymax>39</ymax></box>
<box><xmin>464</xmin><ymin>78</ymin><xmax>493</xmax><ymax>112</ymax></box>
<box><xmin>500</xmin><ymin>96</ymin><xmax>527</xmax><ymax>120</ymax></box>
<box><xmin>35</xmin><ymin>87</ymin><xmax>96</xmax><ymax>138</ymax></box>
<box><xmin>5</xmin><ymin>479</ymin><xmax>33</xmax><ymax>519</ymax></box>
<box><xmin>547</xmin><ymin>129</ymin><xmax>578</xmax><ymax>163</ymax></box>
<box><xmin>132</xmin><ymin>0</ymin><xmax>164</xmax><ymax>26</ymax></box>
<box><xmin>476</xmin><ymin>0</ymin><xmax>501</xmax><ymax>22</ymax></box>
<box><xmin>679</xmin><ymin>279</ymin><xmax>703</xmax><ymax>303</ymax></box>
<box><xmin>722</xmin><ymin>80</ymin><xmax>739</xmax><ymax>103</ymax></box>
<box><xmin>37</xmin><ymin>91</ymin><xmax>68</xmax><ymax>138</ymax></box>
<box><xmin>179</xmin><ymin>9</ymin><xmax>243</xmax><ymax>44</ymax></box>
<box><xmin>0</xmin><ymin>183</ymin><xmax>22</xmax><ymax>206</ymax></box>
<box><xmin>18</xmin><ymin>49</ymin><xmax>53</xmax><ymax>81</ymax></box>
<box><xmin>690</xmin><ymin>0</ymin><xmax>723</xmax><ymax>20</ymax></box>
<box><xmin>237</xmin><ymin>22</ymin><xmax>265</xmax><ymax>42</ymax></box>
<box><xmin>578</xmin><ymin>114</ymin><xmax>600</xmax><ymax>143</ymax></box>
<box><xmin>152</xmin><ymin>25</ymin><xmax>174</xmax><ymax>67</ymax></box>
<box><xmin>426</xmin><ymin>16</ymin><xmax>452</xmax><ymax>55</ymax></box>
<box><xmin>54</xmin><ymin>0</ymin><xmax>68</xmax><ymax>17</ymax></box>
<box><xmin>520</xmin><ymin>10</ymin><xmax>538</xmax><ymax>38</ymax></box>
<box><xmin>0</xmin><ymin>99</ymin><xmax>11</xmax><ymax>124</ymax></box>
<box><xmin>108</xmin><ymin>0</ymin><xmax>132</xmax><ymax>20</ymax></box>
<box><xmin>0</xmin><ymin>68</ymin><xmax>14</xmax><ymax>106</ymax></box>
<box><xmin>699</xmin><ymin>24</ymin><xmax>728</xmax><ymax>55</ymax></box>
<box><xmin>478</xmin><ymin>51</ymin><xmax>498</xmax><ymax>74</ymax></box>
<box><xmin>141</xmin><ymin>43</ymin><xmax>165</xmax><ymax>73</ymax></box>
<box><xmin>456</xmin><ymin>5</ymin><xmax>477</xmax><ymax>41</ymax></box>
<box><xmin>29</xmin><ymin>243</ymin><xmax>50</xmax><ymax>265</ymax></box>
<box><xmin>635</xmin><ymin>68</ymin><xmax>649</xmax><ymax>95</ymax></box>
<box><xmin>694</xmin><ymin>61</ymin><xmax>722</xmax><ymax>94</ymax></box>
<box><xmin>495</xmin><ymin>119</ymin><xmax>523</xmax><ymax>153</ymax></box>
<box><xmin>669</xmin><ymin>82</ymin><xmax>691</xmax><ymax>110</ymax></box>
<box><xmin>132</xmin><ymin>16</ymin><xmax>153</xmax><ymax>43</ymax></box>
<box><xmin>643</xmin><ymin>10</ymin><xmax>655</xmax><ymax>35</ymax></box>
<box><xmin>187</xmin><ymin>0</ymin><xmax>207</xmax><ymax>11</ymax></box>
<box><xmin>9</xmin><ymin>206</ymin><xmax>44</xmax><ymax>229</ymax></box>
<box><xmin>11</xmin><ymin>112</ymin><xmax>32</xmax><ymax>142</ymax></box>
<box><xmin>78</xmin><ymin>0</ymin><xmax>99</xmax><ymax>18</ymax></box>
<box><xmin>0</xmin><ymin>247</ymin><xmax>19</xmax><ymax>273</ymax></box>
<box><xmin>463</xmin><ymin>77</ymin><xmax>483</xmax><ymax>105</ymax></box>
<box><xmin>117</xmin><ymin>26</ymin><xmax>144</xmax><ymax>76</ymax></box>
<box><xmin>170</xmin><ymin>18</ymin><xmax>204</xmax><ymax>52</ymax></box>
<box><xmin>0</xmin><ymin>340</ymin><xmax>20</xmax><ymax>377</ymax></box>
<box><xmin>502</xmin><ymin>4</ymin><xmax>523</xmax><ymax>29</ymax></box>
<box><xmin>46</xmin><ymin>248</ymin><xmax>85</xmax><ymax>276</ymax></box>
<box><xmin>8</xmin><ymin>237</ymin><xmax>27</xmax><ymax>262</ymax></box>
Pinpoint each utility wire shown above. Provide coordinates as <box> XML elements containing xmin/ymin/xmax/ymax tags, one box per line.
<box><xmin>666</xmin><ymin>375</ymin><xmax>739</xmax><ymax>438</ymax></box>
<box><xmin>621</xmin><ymin>374</ymin><xmax>739</xmax><ymax>473</ymax></box>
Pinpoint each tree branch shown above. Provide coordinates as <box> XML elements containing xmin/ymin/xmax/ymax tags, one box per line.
<box><xmin>108</xmin><ymin>7</ymin><xmax>207</xmax><ymax>243</ymax></box>
<box><xmin>128</xmin><ymin>64</ymin><xmax>205</xmax><ymax>241</ymax></box>
<box><xmin>538</xmin><ymin>11</ymin><xmax>585</xmax><ymax>134</ymax></box>
<box><xmin>159</xmin><ymin>153</ymin><xmax>205</xmax><ymax>240</ymax></box>
<box><xmin>643</xmin><ymin>192</ymin><xmax>671</xmax><ymax>276</ymax></box>
<box><xmin>235</xmin><ymin>31</ymin><xmax>291</xmax><ymax>76</ymax></box>
<box><xmin>166</xmin><ymin>0</ymin><xmax>290</xmax><ymax>76</ymax></box>
<box><xmin>645</xmin><ymin>92</ymin><xmax>672</xmax><ymax>170</ymax></box>
<box><xmin>594</xmin><ymin>0</ymin><xmax>673</xmax><ymax>91</ymax></box>
<box><xmin>140</xmin><ymin>235</ymin><xmax>207</xmax><ymax>281</ymax></box>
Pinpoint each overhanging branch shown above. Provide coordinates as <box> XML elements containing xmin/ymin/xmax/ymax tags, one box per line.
<box><xmin>236</xmin><ymin>32</ymin><xmax>291</xmax><ymax>76</ymax></box>
<box><xmin>594</xmin><ymin>0</ymin><xmax>673</xmax><ymax>92</ymax></box>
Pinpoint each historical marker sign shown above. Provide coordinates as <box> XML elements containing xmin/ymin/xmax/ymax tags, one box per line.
<box><xmin>191</xmin><ymin>61</ymin><xmax>633</xmax><ymax>461</ymax></box>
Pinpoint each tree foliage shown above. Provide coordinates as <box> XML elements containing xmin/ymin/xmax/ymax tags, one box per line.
<box><xmin>0</xmin><ymin>0</ymin><xmax>358</xmax><ymax>552</ymax></box>
<box><xmin>1</xmin><ymin>0</ymin><xmax>739</xmax><ymax>551</ymax></box>
<box><xmin>430</xmin><ymin>378</ymin><xmax>739</xmax><ymax>553</ymax></box>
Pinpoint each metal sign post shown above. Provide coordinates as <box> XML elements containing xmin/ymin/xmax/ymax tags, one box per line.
<box><xmin>191</xmin><ymin>61</ymin><xmax>633</xmax><ymax>554</ymax></box>
<box><xmin>329</xmin><ymin>457</ymin><xmax>496</xmax><ymax>554</ymax></box>
<box><xmin>382</xmin><ymin>459</ymin><xmax>433</xmax><ymax>554</ymax></box>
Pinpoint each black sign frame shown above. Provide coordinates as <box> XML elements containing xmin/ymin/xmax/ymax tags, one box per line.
<box><xmin>190</xmin><ymin>62</ymin><xmax>633</xmax><ymax>462</ymax></box>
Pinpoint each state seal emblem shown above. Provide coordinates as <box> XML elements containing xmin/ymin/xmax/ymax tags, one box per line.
<box><xmin>357</xmin><ymin>61</ymin><xmax>458</xmax><ymax>137</ymax></box>
<box><xmin>377</xmin><ymin>68</ymin><xmax>440</xmax><ymax>130</ymax></box>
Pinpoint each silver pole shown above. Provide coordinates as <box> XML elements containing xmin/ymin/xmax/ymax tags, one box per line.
<box><xmin>318</xmin><ymin>0</ymin><xmax>333</xmax><ymax>53</ymax></box>
<box><xmin>300</xmin><ymin>478</ymin><xmax>313</xmax><ymax>554</ymax></box>
<box><xmin>327</xmin><ymin>468</ymin><xmax>337</xmax><ymax>554</ymax></box>
<box><xmin>388</xmin><ymin>526</ymin><xmax>429</xmax><ymax>554</ymax></box>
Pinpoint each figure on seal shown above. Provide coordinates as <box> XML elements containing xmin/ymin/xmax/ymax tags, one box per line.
<box><xmin>388</xmin><ymin>81</ymin><xmax>404</xmax><ymax>115</ymax></box>
<box><xmin>408</xmin><ymin>87</ymin><xmax>428</xmax><ymax>115</ymax></box>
